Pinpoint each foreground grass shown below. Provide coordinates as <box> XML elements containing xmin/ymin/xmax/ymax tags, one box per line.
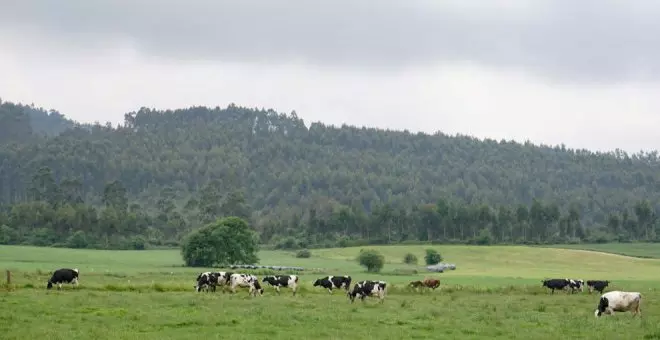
<box><xmin>2</xmin><ymin>245</ymin><xmax>660</xmax><ymax>339</ymax></box>
<box><xmin>545</xmin><ymin>243</ymin><xmax>660</xmax><ymax>259</ymax></box>
<box><xmin>2</xmin><ymin>286</ymin><xmax>659</xmax><ymax>339</ymax></box>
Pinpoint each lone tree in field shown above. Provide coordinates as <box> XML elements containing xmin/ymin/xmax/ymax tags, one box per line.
<box><xmin>424</xmin><ymin>249</ymin><xmax>442</xmax><ymax>265</ymax></box>
<box><xmin>181</xmin><ymin>216</ymin><xmax>259</xmax><ymax>267</ymax></box>
<box><xmin>357</xmin><ymin>249</ymin><xmax>385</xmax><ymax>273</ymax></box>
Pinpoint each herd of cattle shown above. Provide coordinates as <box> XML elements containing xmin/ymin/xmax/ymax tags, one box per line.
<box><xmin>44</xmin><ymin>268</ymin><xmax>643</xmax><ymax>317</ymax></box>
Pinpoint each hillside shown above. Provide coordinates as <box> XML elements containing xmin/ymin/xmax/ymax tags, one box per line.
<box><xmin>1</xmin><ymin>99</ymin><xmax>660</xmax><ymax>249</ymax></box>
<box><xmin>0</xmin><ymin>99</ymin><xmax>77</xmax><ymax>143</ymax></box>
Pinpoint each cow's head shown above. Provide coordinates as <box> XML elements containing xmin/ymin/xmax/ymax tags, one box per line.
<box><xmin>73</xmin><ymin>268</ymin><xmax>79</xmax><ymax>274</ymax></box>
<box><xmin>47</xmin><ymin>282</ymin><xmax>53</xmax><ymax>290</ymax></box>
<box><xmin>313</xmin><ymin>279</ymin><xmax>322</xmax><ymax>287</ymax></box>
<box><xmin>595</xmin><ymin>297</ymin><xmax>609</xmax><ymax>318</ymax></box>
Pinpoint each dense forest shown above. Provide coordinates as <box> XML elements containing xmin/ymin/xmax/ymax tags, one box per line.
<box><xmin>1</xmin><ymin>98</ymin><xmax>659</xmax><ymax>250</ymax></box>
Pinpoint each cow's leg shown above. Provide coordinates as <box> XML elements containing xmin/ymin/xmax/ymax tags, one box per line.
<box><xmin>292</xmin><ymin>286</ymin><xmax>297</xmax><ymax>296</ymax></box>
<box><xmin>275</xmin><ymin>286</ymin><xmax>281</xmax><ymax>295</ymax></box>
<box><xmin>58</xmin><ymin>283</ymin><xmax>62</xmax><ymax>290</ymax></box>
<box><xmin>327</xmin><ymin>288</ymin><xmax>333</xmax><ymax>294</ymax></box>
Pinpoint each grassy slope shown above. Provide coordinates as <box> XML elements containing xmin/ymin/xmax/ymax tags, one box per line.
<box><xmin>2</xmin><ymin>245</ymin><xmax>660</xmax><ymax>339</ymax></box>
<box><xmin>543</xmin><ymin>243</ymin><xmax>660</xmax><ymax>259</ymax></box>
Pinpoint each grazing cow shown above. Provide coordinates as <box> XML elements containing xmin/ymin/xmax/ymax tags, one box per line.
<box><xmin>587</xmin><ymin>280</ymin><xmax>610</xmax><ymax>294</ymax></box>
<box><xmin>313</xmin><ymin>275</ymin><xmax>352</xmax><ymax>294</ymax></box>
<box><xmin>47</xmin><ymin>268</ymin><xmax>79</xmax><ymax>290</ymax></box>
<box><xmin>594</xmin><ymin>291</ymin><xmax>642</xmax><ymax>318</ymax></box>
<box><xmin>541</xmin><ymin>278</ymin><xmax>570</xmax><ymax>294</ymax></box>
<box><xmin>262</xmin><ymin>275</ymin><xmax>299</xmax><ymax>296</ymax></box>
<box><xmin>194</xmin><ymin>272</ymin><xmax>218</xmax><ymax>292</ymax></box>
<box><xmin>212</xmin><ymin>271</ymin><xmax>233</xmax><ymax>293</ymax></box>
<box><xmin>423</xmin><ymin>278</ymin><xmax>441</xmax><ymax>290</ymax></box>
<box><xmin>408</xmin><ymin>280</ymin><xmax>424</xmax><ymax>290</ymax></box>
<box><xmin>567</xmin><ymin>278</ymin><xmax>585</xmax><ymax>293</ymax></box>
<box><xmin>347</xmin><ymin>280</ymin><xmax>387</xmax><ymax>303</ymax></box>
<box><xmin>229</xmin><ymin>273</ymin><xmax>264</xmax><ymax>296</ymax></box>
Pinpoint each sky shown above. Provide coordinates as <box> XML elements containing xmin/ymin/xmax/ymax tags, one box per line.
<box><xmin>1</xmin><ymin>0</ymin><xmax>659</xmax><ymax>153</ymax></box>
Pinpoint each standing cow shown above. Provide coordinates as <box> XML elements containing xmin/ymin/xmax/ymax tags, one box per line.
<box><xmin>587</xmin><ymin>280</ymin><xmax>610</xmax><ymax>294</ymax></box>
<box><xmin>229</xmin><ymin>273</ymin><xmax>264</xmax><ymax>297</ymax></box>
<box><xmin>594</xmin><ymin>291</ymin><xmax>642</xmax><ymax>318</ymax></box>
<box><xmin>567</xmin><ymin>278</ymin><xmax>585</xmax><ymax>293</ymax></box>
<box><xmin>541</xmin><ymin>278</ymin><xmax>570</xmax><ymax>294</ymax></box>
<box><xmin>347</xmin><ymin>280</ymin><xmax>387</xmax><ymax>303</ymax></box>
<box><xmin>262</xmin><ymin>275</ymin><xmax>299</xmax><ymax>296</ymax></box>
<box><xmin>194</xmin><ymin>272</ymin><xmax>217</xmax><ymax>292</ymax></box>
<box><xmin>47</xmin><ymin>268</ymin><xmax>79</xmax><ymax>290</ymax></box>
<box><xmin>313</xmin><ymin>275</ymin><xmax>352</xmax><ymax>294</ymax></box>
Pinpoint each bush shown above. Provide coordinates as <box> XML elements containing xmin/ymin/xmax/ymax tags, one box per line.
<box><xmin>357</xmin><ymin>249</ymin><xmax>385</xmax><ymax>273</ymax></box>
<box><xmin>424</xmin><ymin>249</ymin><xmax>442</xmax><ymax>265</ymax></box>
<box><xmin>403</xmin><ymin>252</ymin><xmax>418</xmax><ymax>265</ymax></box>
<box><xmin>181</xmin><ymin>216</ymin><xmax>259</xmax><ymax>267</ymax></box>
<box><xmin>295</xmin><ymin>249</ymin><xmax>311</xmax><ymax>258</ymax></box>
<box><xmin>66</xmin><ymin>231</ymin><xmax>88</xmax><ymax>249</ymax></box>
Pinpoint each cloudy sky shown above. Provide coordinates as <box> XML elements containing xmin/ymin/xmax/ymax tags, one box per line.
<box><xmin>1</xmin><ymin>0</ymin><xmax>659</xmax><ymax>153</ymax></box>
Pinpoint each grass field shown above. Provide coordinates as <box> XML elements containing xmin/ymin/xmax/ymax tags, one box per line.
<box><xmin>2</xmin><ymin>244</ymin><xmax>660</xmax><ymax>339</ymax></box>
<box><xmin>545</xmin><ymin>243</ymin><xmax>660</xmax><ymax>259</ymax></box>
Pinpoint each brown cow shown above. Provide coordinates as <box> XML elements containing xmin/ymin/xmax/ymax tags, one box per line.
<box><xmin>423</xmin><ymin>278</ymin><xmax>441</xmax><ymax>290</ymax></box>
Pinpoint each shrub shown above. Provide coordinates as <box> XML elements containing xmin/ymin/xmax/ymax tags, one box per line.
<box><xmin>295</xmin><ymin>249</ymin><xmax>311</xmax><ymax>258</ymax></box>
<box><xmin>424</xmin><ymin>249</ymin><xmax>442</xmax><ymax>265</ymax></box>
<box><xmin>357</xmin><ymin>249</ymin><xmax>385</xmax><ymax>273</ymax></box>
<box><xmin>403</xmin><ymin>252</ymin><xmax>418</xmax><ymax>265</ymax></box>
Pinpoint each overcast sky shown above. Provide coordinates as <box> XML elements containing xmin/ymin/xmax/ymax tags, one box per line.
<box><xmin>1</xmin><ymin>0</ymin><xmax>659</xmax><ymax>153</ymax></box>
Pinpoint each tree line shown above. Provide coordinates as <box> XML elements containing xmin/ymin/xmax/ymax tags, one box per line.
<box><xmin>0</xmin><ymin>166</ymin><xmax>658</xmax><ymax>249</ymax></box>
<box><xmin>1</xmin><ymin>99</ymin><xmax>660</xmax><ymax>249</ymax></box>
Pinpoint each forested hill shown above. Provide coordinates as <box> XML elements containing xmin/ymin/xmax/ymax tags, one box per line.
<box><xmin>1</xmin><ymin>99</ymin><xmax>660</xmax><ymax>249</ymax></box>
<box><xmin>0</xmin><ymin>99</ymin><xmax>77</xmax><ymax>143</ymax></box>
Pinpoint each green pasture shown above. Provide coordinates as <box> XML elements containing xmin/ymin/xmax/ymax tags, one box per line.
<box><xmin>2</xmin><ymin>244</ymin><xmax>660</xmax><ymax>339</ymax></box>
<box><xmin>544</xmin><ymin>242</ymin><xmax>660</xmax><ymax>259</ymax></box>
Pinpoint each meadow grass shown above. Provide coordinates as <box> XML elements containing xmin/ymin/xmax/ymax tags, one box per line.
<box><xmin>2</xmin><ymin>244</ymin><xmax>660</xmax><ymax>339</ymax></box>
<box><xmin>543</xmin><ymin>243</ymin><xmax>660</xmax><ymax>259</ymax></box>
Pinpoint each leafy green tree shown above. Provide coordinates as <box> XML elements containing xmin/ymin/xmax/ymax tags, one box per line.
<box><xmin>180</xmin><ymin>216</ymin><xmax>259</xmax><ymax>267</ymax></box>
<box><xmin>424</xmin><ymin>249</ymin><xmax>442</xmax><ymax>265</ymax></box>
<box><xmin>357</xmin><ymin>249</ymin><xmax>385</xmax><ymax>273</ymax></box>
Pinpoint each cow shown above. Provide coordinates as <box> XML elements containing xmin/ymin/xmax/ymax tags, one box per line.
<box><xmin>408</xmin><ymin>280</ymin><xmax>424</xmax><ymax>290</ymax></box>
<box><xmin>347</xmin><ymin>280</ymin><xmax>387</xmax><ymax>303</ymax></box>
<box><xmin>567</xmin><ymin>278</ymin><xmax>585</xmax><ymax>293</ymax></box>
<box><xmin>262</xmin><ymin>275</ymin><xmax>299</xmax><ymax>296</ymax></box>
<box><xmin>423</xmin><ymin>278</ymin><xmax>441</xmax><ymax>290</ymax></box>
<box><xmin>194</xmin><ymin>272</ymin><xmax>218</xmax><ymax>292</ymax></box>
<box><xmin>229</xmin><ymin>273</ymin><xmax>263</xmax><ymax>297</ymax></box>
<box><xmin>409</xmin><ymin>278</ymin><xmax>440</xmax><ymax>292</ymax></box>
<box><xmin>313</xmin><ymin>275</ymin><xmax>352</xmax><ymax>294</ymax></box>
<box><xmin>47</xmin><ymin>268</ymin><xmax>79</xmax><ymax>290</ymax></box>
<box><xmin>587</xmin><ymin>280</ymin><xmax>610</xmax><ymax>294</ymax></box>
<box><xmin>541</xmin><ymin>278</ymin><xmax>570</xmax><ymax>294</ymax></box>
<box><xmin>212</xmin><ymin>271</ymin><xmax>233</xmax><ymax>293</ymax></box>
<box><xmin>594</xmin><ymin>291</ymin><xmax>642</xmax><ymax>318</ymax></box>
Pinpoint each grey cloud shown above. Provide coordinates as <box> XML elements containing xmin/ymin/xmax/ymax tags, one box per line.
<box><xmin>2</xmin><ymin>0</ymin><xmax>660</xmax><ymax>82</ymax></box>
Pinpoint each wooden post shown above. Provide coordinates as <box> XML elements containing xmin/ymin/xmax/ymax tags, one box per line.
<box><xmin>6</xmin><ymin>270</ymin><xmax>10</xmax><ymax>285</ymax></box>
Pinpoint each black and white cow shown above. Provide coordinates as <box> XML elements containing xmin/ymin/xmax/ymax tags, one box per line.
<box><xmin>262</xmin><ymin>275</ymin><xmax>299</xmax><ymax>296</ymax></box>
<box><xmin>594</xmin><ymin>290</ymin><xmax>642</xmax><ymax>318</ymax></box>
<box><xmin>586</xmin><ymin>280</ymin><xmax>610</xmax><ymax>294</ymax></box>
<box><xmin>212</xmin><ymin>271</ymin><xmax>233</xmax><ymax>293</ymax></box>
<box><xmin>541</xmin><ymin>278</ymin><xmax>570</xmax><ymax>294</ymax></box>
<box><xmin>313</xmin><ymin>275</ymin><xmax>352</xmax><ymax>294</ymax></box>
<box><xmin>229</xmin><ymin>273</ymin><xmax>264</xmax><ymax>297</ymax></box>
<box><xmin>47</xmin><ymin>268</ymin><xmax>79</xmax><ymax>290</ymax></box>
<box><xmin>194</xmin><ymin>272</ymin><xmax>218</xmax><ymax>292</ymax></box>
<box><xmin>567</xmin><ymin>278</ymin><xmax>585</xmax><ymax>293</ymax></box>
<box><xmin>347</xmin><ymin>280</ymin><xmax>387</xmax><ymax>303</ymax></box>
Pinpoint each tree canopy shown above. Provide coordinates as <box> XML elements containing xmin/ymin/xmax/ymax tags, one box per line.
<box><xmin>1</xmin><ymin>98</ymin><xmax>660</xmax><ymax>249</ymax></box>
<box><xmin>181</xmin><ymin>216</ymin><xmax>259</xmax><ymax>267</ymax></box>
